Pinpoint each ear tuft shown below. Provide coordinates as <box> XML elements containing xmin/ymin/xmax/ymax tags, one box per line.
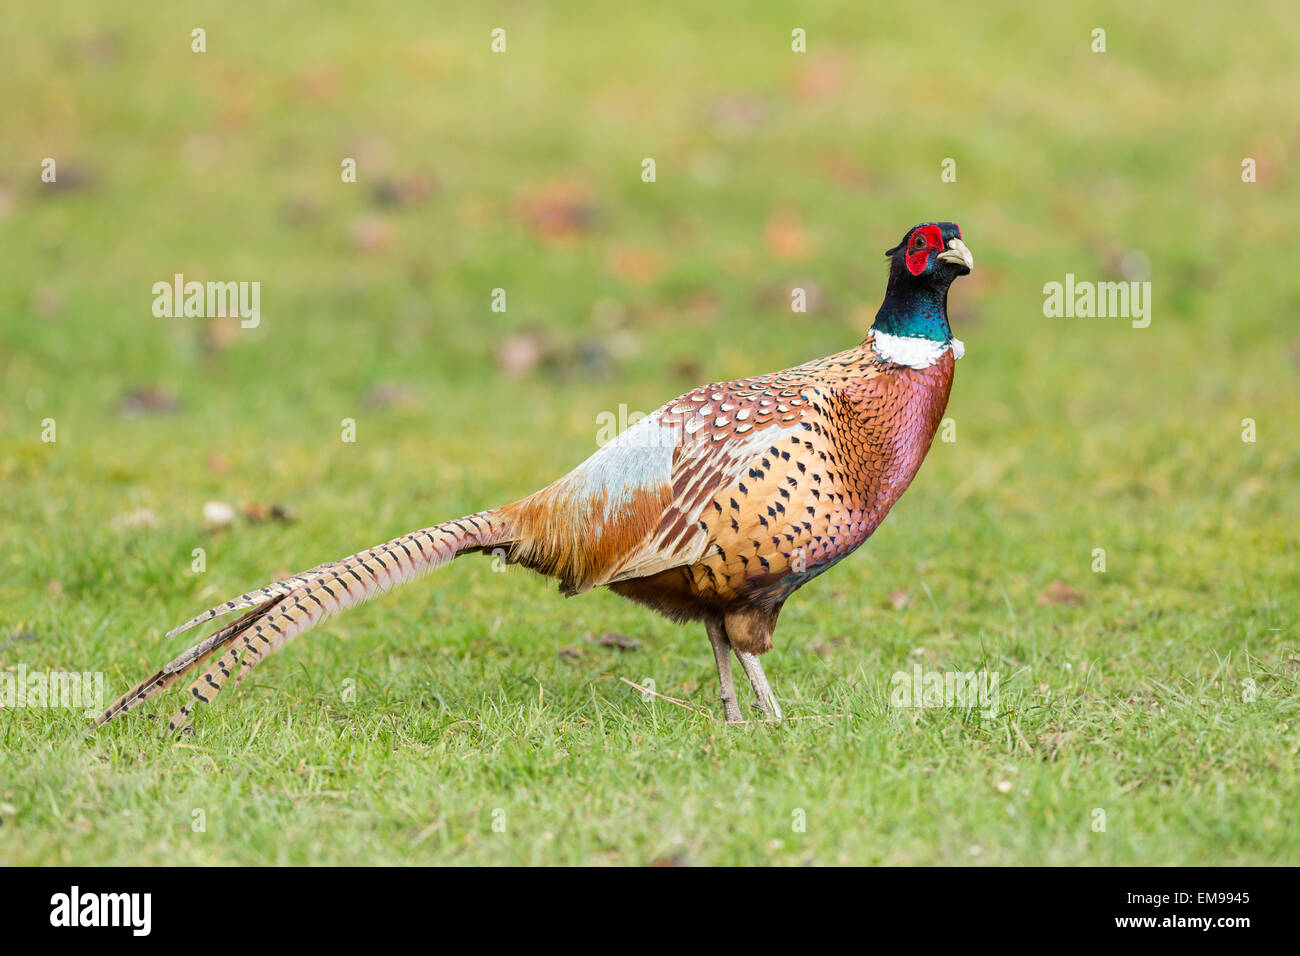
<box><xmin>884</xmin><ymin>242</ymin><xmax>902</xmax><ymax>257</ymax></box>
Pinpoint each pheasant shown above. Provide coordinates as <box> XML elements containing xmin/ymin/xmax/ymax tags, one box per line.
<box><xmin>97</xmin><ymin>221</ymin><xmax>973</xmax><ymax>731</ymax></box>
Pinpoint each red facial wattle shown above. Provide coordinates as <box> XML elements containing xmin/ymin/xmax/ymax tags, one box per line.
<box><xmin>904</xmin><ymin>224</ymin><xmax>945</xmax><ymax>276</ymax></box>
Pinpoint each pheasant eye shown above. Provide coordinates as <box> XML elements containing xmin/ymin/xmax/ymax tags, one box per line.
<box><xmin>913</xmin><ymin>234</ymin><xmax>926</xmax><ymax>248</ymax></box>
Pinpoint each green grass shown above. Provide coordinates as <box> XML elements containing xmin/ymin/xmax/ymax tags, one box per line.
<box><xmin>1</xmin><ymin>0</ymin><xmax>1297</xmax><ymax>865</ymax></box>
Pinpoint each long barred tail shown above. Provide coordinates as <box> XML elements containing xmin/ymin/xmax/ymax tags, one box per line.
<box><xmin>96</xmin><ymin>510</ymin><xmax>513</xmax><ymax>732</ymax></box>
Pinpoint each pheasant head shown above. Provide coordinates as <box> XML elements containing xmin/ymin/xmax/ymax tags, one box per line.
<box><xmin>872</xmin><ymin>222</ymin><xmax>974</xmax><ymax>347</ymax></box>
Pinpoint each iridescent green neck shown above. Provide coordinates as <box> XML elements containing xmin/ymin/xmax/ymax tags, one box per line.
<box><xmin>871</xmin><ymin>282</ymin><xmax>952</xmax><ymax>342</ymax></box>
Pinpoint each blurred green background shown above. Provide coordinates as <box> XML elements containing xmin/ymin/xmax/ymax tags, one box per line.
<box><xmin>0</xmin><ymin>1</ymin><xmax>1296</xmax><ymax>865</ymax></box>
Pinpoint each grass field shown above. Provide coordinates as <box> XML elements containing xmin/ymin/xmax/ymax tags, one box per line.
<box><xmin>1</xmin><ymin>1</ymin><xmax>1297</xmax><ymax>865</ymax></box>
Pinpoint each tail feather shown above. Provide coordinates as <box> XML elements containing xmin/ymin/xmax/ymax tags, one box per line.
<box><xmin>98</xmin><ymin>511</ymin><xmax>513</xmax><ymax>732</ymax></box>
<box><xmin>94</xmin><ymin>603</ymin><xmax>276</xmax><ymax>726</ymax></box>
<box><xmin>164</xmin><ymin>560</ymin><xmax>347</xmax><ymax>638</ymax></box>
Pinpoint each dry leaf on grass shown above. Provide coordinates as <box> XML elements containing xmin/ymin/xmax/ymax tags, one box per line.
<box><xmin>1039</xmin><ymin>580</ymin><xmax>1085</xmax><ymax>606</ymax></box>
<box><xmin>516</xmin><ymin>182</ymin><xmax>599</xmax><ymax>242</ymax></box>
<box><xmin>118</xmin><ymin>386</ymin><xmax>179</xmax><ymax>418</ymax></box>
<box><xmin>584</xmin><ymin>630</ymin><xmax>641</xmax><ymax>651</ymax></box>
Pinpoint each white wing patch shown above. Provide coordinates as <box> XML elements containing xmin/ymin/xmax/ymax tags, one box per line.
<box><xmin>603</xmin><ymin>419</ymin><xmax>805</xmax><ymax>585</ymax></box>
<box><xmin>557</xmin><ymin>410</ymin><xmax>676</xmax><ymax>521</ymax></box>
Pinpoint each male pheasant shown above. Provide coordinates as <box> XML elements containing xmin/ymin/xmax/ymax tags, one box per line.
<box><xmin>98</xmin><ymin>221</ymin><xmax>973</xmax><ymax>730</ymax></box>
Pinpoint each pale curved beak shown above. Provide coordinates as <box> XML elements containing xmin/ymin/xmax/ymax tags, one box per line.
<box><xmin>937</xmin><ymin>237</ymin><xmax>974</xmax><ymax>271</ymax></box>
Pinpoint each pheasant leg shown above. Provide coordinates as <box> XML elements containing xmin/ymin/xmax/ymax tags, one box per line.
<box><xmin>736</xmin><ymin>650</ymin><xmax>783</xmax><ymax>720</ymax></box>
<box><xmin>706</xmin><ymin>618</ymin><xmax>743</xmax><ymax>723</ymax></box>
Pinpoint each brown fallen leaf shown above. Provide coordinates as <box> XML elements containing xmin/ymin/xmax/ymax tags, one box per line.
<box><xmin>889</xmin><ymin>588</ymin><xmax>911</xmax><ymax>610</ymax></box>
<box><xmin>606</xmin><ymin>244</ymin><xmax>663</xmax><ymax>283</ymax></box>
<box><xmin>820</xmin><ymin>154</ymin><xmax>873</xmax><ymax>191</ymax></box>
<box><xmin>119</xmin><ymin>386</ymin><xmax>180</xmax><ymax>418</ymax></box>
<box><xmin>33</xmin><ymin>285</ymin><xmax>64</xmax><ymax>317</ymax></box>
<box><xmin>242</xmin><ymin>502</ymin><xmax>296</xmax><ymax>524</ymax></box>
<box><xmin>764</xmin><ymin>210</ymin><xmax>809</xmax><ymax>261</ymax></box>
<box><xmin>1241</xmin><ymin>148</ymin><xmax>1274</xmax><ymax>186</ymax></box>
<box><xmin>372</xmin><ymin>173</ymin><xmax>438</xmax><ymax>209</ymax></box>
<box><xmin>516</xmin><ymin>182</ymin><xmax>599</xmax><ymax>242</ymax></box>
<box><xmin>362</xmin><ymin>382</ymin><xmax>417</xmax><ymax>410</ymax></box>
<box><xmin>279</xmin><ymin>195</ymin><xmax>323</xmax><ymax>228</ymax></box>
<box><xmin>807</xmin><ymin>635</ymin><xmax>848</xmax><ymax>658</ymax></box>
<box><xmin>791</xmin><ymin>56</ymin><xmax>850</xmax><ymax>101</ymax></box>
<box><xmin>79</xmin><ymin>31</ymin><xmax>122</xmax><ymax>64</ymax></box>
<box><xmin>348</xmin><ymin>215</ymin><xmax>395</xmax><ymax>253</ymax></box>
<box><xmin>202</xmin><ymin>316</ymin><xmax>242</xmax><ymax>353</ymax></box>
<box><xmin>291</xmin><ymin>64</ymin><xmax>340</xmax><ymax>104</ymax></box>
<box><xmin>586</xmin><ymin>630</ymin><xmax>641</xmax><ymax>651</ymax></box>
<box><xmin>495</xmin><ymin>331</ymin><xmax>550</xmax><ymax>379</ymax></box>
<box><xmin>1039</xmin><ymin>580</ymin><xmax>1085</xmax><ymax>606</ymax></box>
<box><xmin>37</xmin><ymin>163</ymin><xmax>95</xmax><ymax>195</ymax></box>
<box><xmin>668</xmin><ymin>358</ymin><xmax>703</xmax><ymax>381</ymax></box>
<box><xmin>678</xmin><ymin>290</ymin><xmax>720</xmax><ymax>322</ymax></box>
<box><xmin>702</xmin><ymin>94</ymin><xmax>769</xmax><ymax>133</ymax></box>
